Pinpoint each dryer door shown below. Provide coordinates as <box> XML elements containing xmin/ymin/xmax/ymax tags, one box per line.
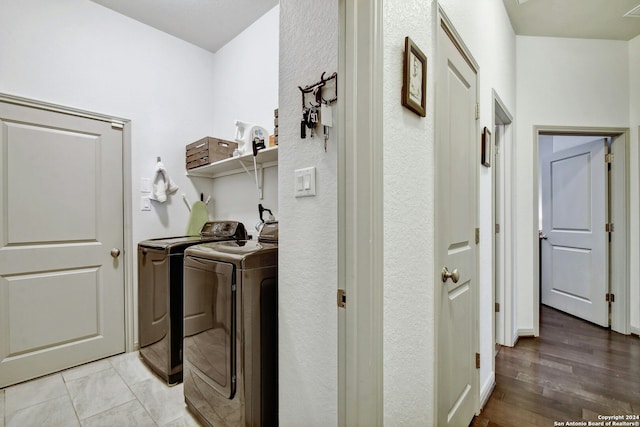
<box><xmin>138</xmin><ymin>246</ymin><xmax>169</xmax><ymax>348</ymax></box>
<box><xmin>184</xmin><ymin>256</ymin><xmax>236</xmax><ymax>399</ymax></box>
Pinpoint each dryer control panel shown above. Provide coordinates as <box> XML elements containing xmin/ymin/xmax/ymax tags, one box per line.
<box><xmin>200</xmin><ymin>221</ymin><xmax>247</xmax><ymax>240</ymax></box>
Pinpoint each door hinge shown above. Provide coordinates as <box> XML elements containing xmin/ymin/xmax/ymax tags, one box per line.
<box><xmin>475</xmin><ymin>103</ymin><xmax>480</xmax><ymax>120</ymax></box>
<box><xmin>495</xmin><ymin>302</ymin><xmax>500</xmax><ymax>313</ymax></box>
<box><xmin>605</xmin><ymin>153</ymin><xmax>613</xmax><ymax>163</ymax></box>
<box><xmin>475</xmin><ymin>228</ymin><xmax>480</xmax><ymax>244</ymax></box>
<box><xmin>111</xmin><ymin>121</ymin><xmax>124</xmax><ymax>130</ymax></box>
<box><xmin>337</xmin><ymin>289</ymin><xmax>346</xmax><ymax>308</ymax></box>
<box><xmin>606</xmin><ymin>223</ymin><xmax>614</xmax><ymax>232</ymax></box>
<box><xmin>495</xmin><ymin>224</ymin><xmax>500</xmax><ymax>234</ymax></box>
<box><xmin>475</xmin><ymin>352</ymin><xmax>480</xmax><ymax>369</ymax></box>
<box><xmin>606</xmin><ymin>293</ymin><xmax>615</xmax><ymax>303</ymax></box>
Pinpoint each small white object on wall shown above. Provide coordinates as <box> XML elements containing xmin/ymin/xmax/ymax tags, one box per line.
<box><xmin>149</xmin><ymin>159</ymin><xmax>179</xmax><ymax>203</ymax></box>
<box><xmin>140</xmin><ymin>178</ymin><xmax>151</xmax><ymax>193</ymax></box>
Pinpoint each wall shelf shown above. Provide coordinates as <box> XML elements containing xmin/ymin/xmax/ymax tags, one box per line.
<box><xmin>186</xmin><ymin>146</ymin><xmax>278</xmax><ymax>179</ymax></box>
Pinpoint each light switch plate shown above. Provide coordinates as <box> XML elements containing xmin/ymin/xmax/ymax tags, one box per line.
<box><xmin>141</xmin><ymin>196</ymin><xmax>151</xmax><ymax>211</ymax></box>
<box><xmin>294</xmin><ymin>167</ymin><xmax>316</xmax><ymax>198</ymax></box>
<box><xmin>140</xmin><ymin>178</ymin><xmax>151</xmax><ymax>193</ymax></box>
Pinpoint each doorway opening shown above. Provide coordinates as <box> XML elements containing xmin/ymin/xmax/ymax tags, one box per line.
<box><xmin>534</xmin><ymin>127</ymin><xmax>629</xmax><ymax>335</ymax></box>
<box><xmin>492</xmin><ymin>92</ymin><xmax>515</xmax><ymax>355</ymax></box>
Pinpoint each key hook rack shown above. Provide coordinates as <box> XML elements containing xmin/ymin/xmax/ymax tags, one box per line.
<box><xmin>298</xmin><ymin>71</ymin><xmax>338</xmax><ymax>109</ymax></box>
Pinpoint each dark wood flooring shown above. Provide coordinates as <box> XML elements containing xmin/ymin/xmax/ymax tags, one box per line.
<box><xmin>471</xmin><ymin>305</ymin><xmax>640</xmax><ymax>426</ymax></box>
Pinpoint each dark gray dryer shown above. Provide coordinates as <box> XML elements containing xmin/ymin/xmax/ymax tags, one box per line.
<box><xmin>183</xmin><ymin>221</ymin><xmax>278</xmax><ymax>426</ymax></box>
<box><xmin>137</xmin><ymin>221</ymin><xmax>247</xmax><ymax>385</ymax></box>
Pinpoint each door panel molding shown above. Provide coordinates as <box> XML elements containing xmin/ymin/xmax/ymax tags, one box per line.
<box><xmin>0</xmin><ymin>93</ymin><xmax>126</xmax><ymax>126</ymax></box>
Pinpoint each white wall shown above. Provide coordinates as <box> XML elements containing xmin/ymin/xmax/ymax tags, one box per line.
<box><xmin>629</xmin><ymin>34</ymin><xmax>640</xmax><ymax>333</ymax></box>
<box><xmin>515</xmin><ymin>36</ymin><xmax>634</xmax><ymax>333</ymax></box>
<box><xmin>382</xmin><ymin>1</ymin><xmax>436</xmax><ymax>424</ymax></box>
<box><xmin>207</xmin><ymin>6</ymin><xmax>280</xmax><ymax>236</ymax></box>
<box><xmin>551</xmin><ymin>135</ymin><xmax>603</xmax><ymax>152</ymax></box>
<box><xmin>278</xmin><ymin>1</ymin><xmax>339</xmax><ymax>425</ymax></box>
<box><xmin>211</xmin><ymin>6</ymin><xmax>279</xmax><ymax>143</ymax></box>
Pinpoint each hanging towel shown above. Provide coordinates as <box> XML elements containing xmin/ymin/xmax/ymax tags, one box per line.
<box><xmin>149</xmin><ymin>161</ymin><xmax>179</xmax><ymax>203</ymax></box>
<box><xmin>186</xmin><ymin>201</ymin><xmax>209</xmax><ymax>236</ymax></box>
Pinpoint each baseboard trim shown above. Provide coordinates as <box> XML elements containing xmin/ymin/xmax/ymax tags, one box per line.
<box><xmin>517</xmin><ymin>328</ymin><xmax>536</xmax><ymax>338</ymax></box>
<box><xmin>631</xmin><ymin>325</ymin><xmax>640</xmax><ymax>336</ymax></box>
<box><xmin>479</xmin><ymin>372</ymin><xmax>496</xmax><ymax>412</ymax></box>
<box><xmin>509</xmin><ymin>330</ymin><xmax>520</xmax><ymax>347</ymax></box>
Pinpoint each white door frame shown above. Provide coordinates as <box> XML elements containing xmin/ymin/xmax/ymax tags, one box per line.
<box><xmin>491</xmin><ymin>91</ymin><xmax>516</xmax><ymax>348</ymax></box>
<box><xmin>338</xmin><ymin>0</ymin><xmax>384</xmax><ymax>425</ymax></box>
<box><xmin>0</xmin><ymin>93</ymin><xmax>135</xmax><ymax>353</ymax></box>
<box><xmin>532</xmin><ymin>125</ymin><xmax>630</xmax><ymax>335</ymax></box>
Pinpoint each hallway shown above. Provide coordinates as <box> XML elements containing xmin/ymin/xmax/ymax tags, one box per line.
<box><xmin>472</xmin><ymin>305</ymin><xmax>640</xmax><ymax>426</ymax></box>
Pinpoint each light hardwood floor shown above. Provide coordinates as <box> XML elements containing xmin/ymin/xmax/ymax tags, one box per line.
<box><xmin>472</xmin><ymin>305</ymin><xmax>640</xmax><ymax>426</ymax></box>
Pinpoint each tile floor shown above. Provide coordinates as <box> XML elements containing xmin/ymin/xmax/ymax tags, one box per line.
<box><xmin>0</xmin><ymin>352</ymin><xmax>202</xmax><ymax>427</ymax></box>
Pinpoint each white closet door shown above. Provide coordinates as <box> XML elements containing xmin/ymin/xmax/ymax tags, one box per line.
<box><xmin>436</xmin><ymin>21</ymin><xmax>480</xmax><ymax>427</ymax></box>
<box><xmin>0</xmin><ymin>100</ymin><xmax>125</xmax><ymax>387</ymax></box>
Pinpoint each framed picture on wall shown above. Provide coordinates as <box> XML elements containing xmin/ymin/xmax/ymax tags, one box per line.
<box><xmin>402</xmin><ymin>36</ymin><xmax>427</xmax><ymax>117</ymax></box>
<box><xmin>482</xmin><ymin>126</ymin><xmax>492</xmax><ymax>167</ymax></box>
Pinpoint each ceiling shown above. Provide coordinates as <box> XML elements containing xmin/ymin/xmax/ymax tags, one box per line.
<box><xmin>89</xmin><ymin>0</ymin><xmax>278</xmax><ymax>53</ymax></box>
<box><xmin>89</xmin><ymin>0</ymin><xmax>640</xmax><ymax>53</ymax></box>
<box><xmin>502</xmin><ymin>0</ymin><xmax>640</xmax><ymax>41</ymax></box>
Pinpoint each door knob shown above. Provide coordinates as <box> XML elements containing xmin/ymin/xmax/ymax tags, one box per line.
<box><xmin>110</xmin><ymin>248</ymin><xmax>121</xmax><ymax>258</ymax></box>
<box><xmin>441</xmin><ymin>267</ymin><xmax>459</xmax><ymax>283</ymax></box>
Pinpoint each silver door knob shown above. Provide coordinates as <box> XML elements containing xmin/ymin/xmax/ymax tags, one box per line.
<box><xmin>110</xmin><ymin>248</ymin><xmax>121</xmax><ymax>258</ymax></box>
<box><xmin>441</xmin><ymin>267</ymin><xmax>459</xmax><ymax>283</ymax></box>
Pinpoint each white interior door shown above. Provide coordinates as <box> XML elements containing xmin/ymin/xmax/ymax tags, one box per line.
<box><xmin>436</xmin><ymin>21</ymin><xmax>479</xmax><ymax>427</ymax></box>
<box><xmin>540</xmin><ymin>139</ymin><xmax>608</xmax><ymax>327</ymax></box>
<box><xmin>0</xmin><ymin>100</ymin><xmax>125</xmax><ymax>387</ymax></box>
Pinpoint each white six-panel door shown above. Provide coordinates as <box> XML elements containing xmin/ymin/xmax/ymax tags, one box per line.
<box><xmin>0</xmin><ymin>100</ymin><xmax>125</xmax><ymax>387</ymax></box>
<box><xmin>541</xmin><ymin>139</ymin><xmax>608</xmax><ymax>327</ymax></box>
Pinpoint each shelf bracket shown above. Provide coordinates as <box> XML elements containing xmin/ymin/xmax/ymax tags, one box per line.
<box><xmin>238</xmin><ymin>158</ymin><xmax>264</xmax><ymax>200</ymax></box>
